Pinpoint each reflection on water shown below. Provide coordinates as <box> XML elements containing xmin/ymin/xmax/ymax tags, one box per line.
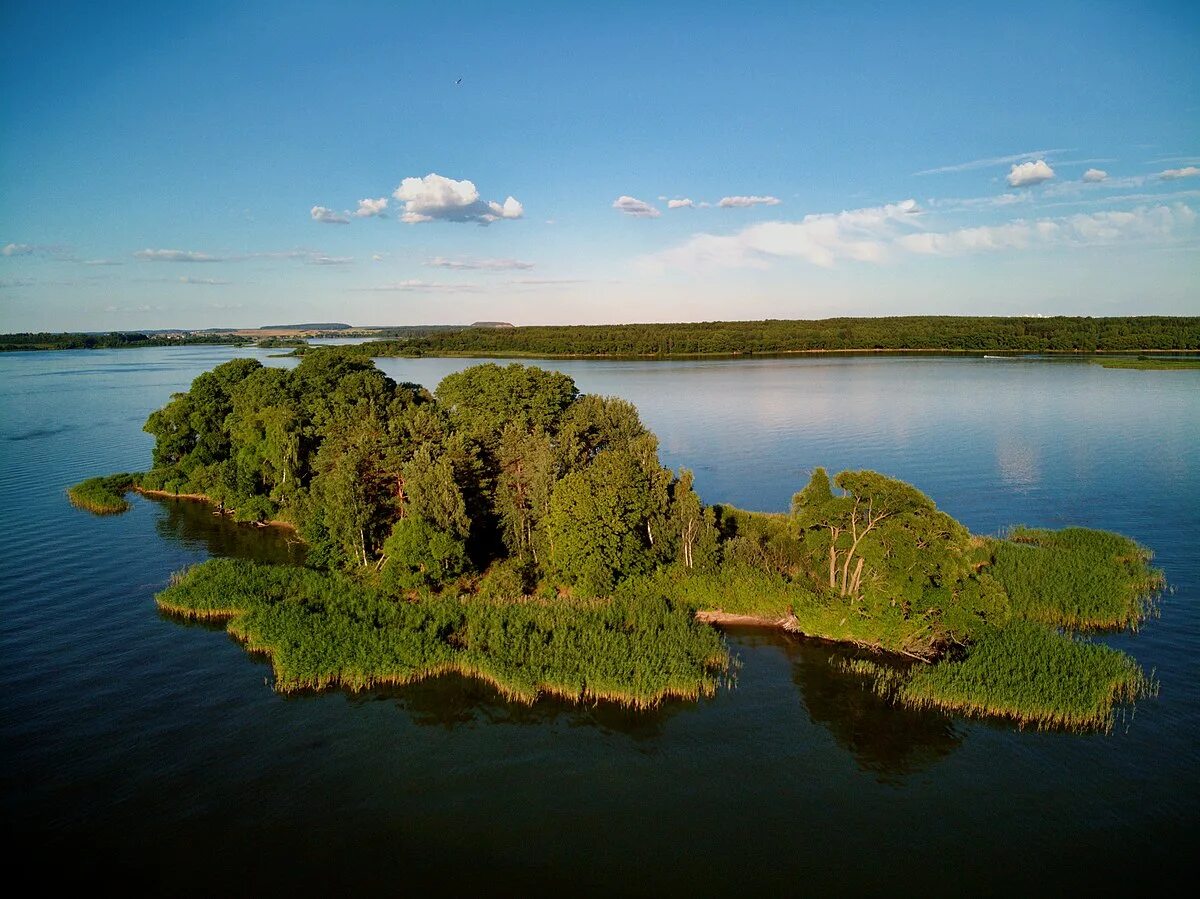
<box><xmin>788</xmin><ymin>641</ymin><xmax>963</xmax><ymax>780</ymax></box>
<box><xmin>151</xmin><ymin>488</ymin><xmax>962</xmax><ymax>765</ymax></box>
<box><xmin>148</xmin><ymin>494</ymin><xmax>305</xmax><ymax>566</ymax></box>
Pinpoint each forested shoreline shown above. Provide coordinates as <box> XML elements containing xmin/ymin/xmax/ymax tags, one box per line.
<box><xmin>346</xmin><ymin>316</ymin><xmax>1200</xmax><ymax>358</ymax></box>
<box><xmin>72</xmin><ymin>351</ymin><xmax>1163</xmax><ymax>729</ymax></box>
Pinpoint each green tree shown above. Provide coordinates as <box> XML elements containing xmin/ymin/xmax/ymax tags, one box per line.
<box><xmin>548</xmin><ymin>451</ymin><xmax>656</xmax><ymax>596</ymax></box>
<box><xmin>380</xmin><ymin>517</ymin><xmax>468</xmax><ymax>591</ymax></box>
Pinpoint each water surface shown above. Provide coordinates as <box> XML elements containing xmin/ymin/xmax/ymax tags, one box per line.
<box><xmin>2</xmin><ymin>347</ymin><xmax>1196</xmax><ymax>893</ymax></box>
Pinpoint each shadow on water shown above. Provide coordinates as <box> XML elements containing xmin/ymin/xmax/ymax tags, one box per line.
<box><xmin>789</xmin><ymin>639</ymin><xmax>963</xmax><ymax>781</ymax></box>
<box><xmin>146</xmin><ymin>494</ymin><xmax>305</xmax><ymax>565</ymax></box>
<box><xmin>344</xmin><ymin>673</ymin><xmax>692</xmax><ymax>740</ymax></box>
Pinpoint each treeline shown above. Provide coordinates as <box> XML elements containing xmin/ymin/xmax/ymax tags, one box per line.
<box><xmin>0</xmin><ymin>332</ymin><xmax>247</xmax><ymax>351</ymax></box>
<box><xmin>86</xmin><ymin>352</ymin><xmax>1162</xmax><ymax>725</ymax></box>
<box><xmin>359</xmin><ymin>316</ymin><xmax>1200</xmax><ymax>358</ymax></box>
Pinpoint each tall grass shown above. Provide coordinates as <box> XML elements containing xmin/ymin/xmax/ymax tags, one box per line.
<box><xmin>67</xmin><ymin>473</ymin><xmax>141</xmax><ymax>515</ymax></box>
<box><xmin>856</xmin><ymin>620</ymin><xmax>1154</xmax><ymax>732</ymax></box>
<box><xmin>993</xmin><ymin>527</ymin><xmax>1162</xmax><ymax>630</ymax></box>
<box><xmin>157</xmin><ymin>559</ymin><xmax>729</xmax><ymax>708</ymax></box>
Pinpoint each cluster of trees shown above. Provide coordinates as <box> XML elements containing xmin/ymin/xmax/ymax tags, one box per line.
<box><xmin>353</xmin><ymin>316</ymin><xmax>1200</xmax><ymax>358</ymax></box>
<box><xmin>124</xmin><ymin>351</ymin><xmax>1160</xmax><ymax>722</ymax></box>
<box><xmin>0</xmin><ymin>331</ymin><xmax>247</xmax><ymax>351</ymax></box>
<box><xmin>142</xmin><ymin>354</ymin><xmax>720</xmax><ymax>597</ymax></box>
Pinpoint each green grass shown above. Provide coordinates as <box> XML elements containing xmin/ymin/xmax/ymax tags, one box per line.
<box><xmin>157</xmin><ymin>559</ymin><xmax>729</xmax><ymax>708</ymax></box>
<box><xmin>861</xmin><ymin>621</ymin><xmax>1154</xmax><ymax>732</ymax></box>
<box><xmin>67</xmin><ymin>473</ymin><xmax>141</xmax><ymax>515</ymax></box>
<box><xmin>1095</xmin><ymin>356</ymin><xmax>1200</xmax><ymax>370</ymax></box>
<box><xmin>992</xmin><ymin>527</ymin><xmax>1162</xmax><ymax>630</ymax></box>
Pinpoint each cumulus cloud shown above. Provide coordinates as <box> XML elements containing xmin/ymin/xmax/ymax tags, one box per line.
<box><xmin>646</xmin><ymin>199</ymin><xmax>922</xmax><ymax>270</ymax></box>
<box><xmin>354</xmin><ymin>197</ymin><xmax>388</xmax><ymax>218</ymax></box>
<box><xmin>2</xmin><ymin>243</ymin><xmax>34</xmax><ymax>256</ymax></box>
<box><xmin>1007</xmin><ymin>160</ymin><xmax>1056</xmax><ymax>187</ymax></box>
<box><xmin>426</xmin><ymin>256</ymin><xmax>535</xmax><ymax>271</ymax></box>
<box><xmin>392</xmin><ymin>173</ymin><xmax>523</xmax><ymax>225</ymax></box>
<box><xmin>134</xmin><ymin>248</ymin><xmax>222</xmax><ymax>262</ymax></box>
<box><xmin>1082</xmin><ymin>168</ymin><xmax>1108</xmax><ymax>183</ymax></box>
<box><xmin>718</xmin><ymin>195</ymin><xmax>782</xmax><ymax>208</ymax></box>
<box><xmin>668</xmin><ymin>198</ymin><xmax>695</xmax><ymax>209</ymax></box>
<box><xmin>311</xmin><ymin>205</ymin><xmax>350</xmax><ymax>224</ymax></box>
<box><xmin>613</xmin><ymin>196</ymin><xmax>661</xmax><ymax>218</ymax></box>
<box><xmin>1161</xmin><ymin>166</ymin><xmax>1200</xmax><ymax>181</ymax></box>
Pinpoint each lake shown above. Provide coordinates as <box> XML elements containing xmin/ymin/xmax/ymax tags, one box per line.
<box><xmin>1</xmin><ymin>347</ymin><xmax>1197</xmax><ymax>893</ymax></box>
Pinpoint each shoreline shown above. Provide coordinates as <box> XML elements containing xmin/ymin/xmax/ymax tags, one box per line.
<box><xmin>133</xmin><ymin>487</ymin><xmax>299</xmax><ymax>533</ymax></box>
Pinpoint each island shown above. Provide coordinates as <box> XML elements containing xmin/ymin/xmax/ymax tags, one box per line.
<box><xmin>71</xmin><ymin>352</ymin><xmax>1163</xmax><ymax>730</ymax></box>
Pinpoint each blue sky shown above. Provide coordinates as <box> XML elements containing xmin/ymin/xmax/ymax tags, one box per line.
<box><xmin>1</xmin><ymin>0</ymin><xmax>1197</xmax><ymax>330</ymax></box>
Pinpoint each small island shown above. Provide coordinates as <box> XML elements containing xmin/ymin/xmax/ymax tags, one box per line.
<box><xmin>73</xmin><ymin>351</ymin><xmax>1163</xmax><ymax>730</ymax></box>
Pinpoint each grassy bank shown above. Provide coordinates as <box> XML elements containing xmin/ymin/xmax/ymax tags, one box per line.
<box><xmin>854</xmin><ymin>621</ymin><xmax>1155</xmax><ymax>732</ymax></box>
<box><xmin>158</xmin><ymin>559</ymin><xmax>729</xmax><ymax>708</ymax></box>
<box><xmin>1095</xmin><ymin>356</ymin><xmax>1200</xmax><ymax>370</ymax></box>
<box><xmin>67</xmin><ymin>473</ymin><xmax>141</xmax><ymax>514</ymax></box>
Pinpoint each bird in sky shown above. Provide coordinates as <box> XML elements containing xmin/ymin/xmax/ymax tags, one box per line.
<box><xmin>455</xmin><ymin>77</ymin><xmax>462</xmax><ymax>85</ymax></box>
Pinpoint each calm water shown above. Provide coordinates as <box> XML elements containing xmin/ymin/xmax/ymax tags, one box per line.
<box><xmin>1</xmin><ymin>347</ymin><xmax>1197</xmax><ymax>893</ymax></box>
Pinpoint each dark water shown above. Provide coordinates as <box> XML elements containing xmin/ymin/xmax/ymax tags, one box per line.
<box><xmin>2</xmin><ymin>347</ymin><xmax>1197</xmax><ymax>893</ymax></box>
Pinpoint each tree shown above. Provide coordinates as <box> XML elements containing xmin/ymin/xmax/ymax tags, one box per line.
<box><xmin>547</xmin><ymin>451</ymin><xmax>657</xmax><ymax>596</ymax></box>
<box><xmin>435</xmin><ymin>363</ymin><xmax>577</xmax><ymax>444</ymax></box>
<box><xmin>380</xmin><ymin>517</ymin><xmax>468</xmax><ymax>592</ymax></box>
<box><xmin>792</xmin><ymin>468</ymin><xmax>942</xmax><ymax>598</ymax></box>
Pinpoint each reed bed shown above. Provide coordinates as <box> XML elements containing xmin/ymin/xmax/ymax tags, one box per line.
<box><xmin>993</xmin><ymin>527</ymin><xmax>1163</xmax><ymax>630</ymax></box>
<box><xmin>66</xmin><ymin>473</ymin><xmax>141</xmax><ymax>515</ymax></box>
<box><xmin>856</xmin><ymin>621</ymin><xmax>1154</xmax><ymax>732</ymax></box>
<box><xmin>157</xmin><ymin>559</ymin><xmax>730</xmax><ymax>709</ymax></box>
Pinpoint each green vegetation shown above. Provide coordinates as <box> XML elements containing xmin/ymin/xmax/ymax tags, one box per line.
<box><xmin>0</xmin><ymin>332</ymin><xmax>246</xmax><ymax>351</ymax></box>
<box><xmin>67</xmin><ymin>472</ymin><xmax>142</xmax><ymax>514</ymax></box>
<box><xmin>313</xmin><ymin>316</ymin><xmax>1200</xmax><ymax>358</ymax></box>
<box><xmin>74</xmin><ymin>351</ymin><xmax>1164</xmax><ymax>726</ymax></box>
<box><xmin>852</xmin><ymin>621</ymin><xmax>1155</xmax><ymax>732</ymax></box>
<box><xmin>993</xmin><ymin>527</ymin><xmax>1162</xmax><ymax>630</ymax></box>
<box><xmin>158</xmin><ymin>559</ymin><xmax>727</xmax><ymax>707</ymax></box>
<box><xmin>1094</xmin><ymin>355</ymin><xmax>1200</xmax><ymax>370</ymax></box>
<box><xmin>255</xmin><ymin>337</ymin><xmax>308</xmax><ymax>349</ymax></box>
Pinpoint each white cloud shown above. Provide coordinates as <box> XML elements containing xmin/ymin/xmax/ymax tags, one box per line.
<box><xmin>613</xmin><ymin>196</ymin><xmax>661</xmax><ymax>218</ymax></box>
<box><xmin>1082</xmin><ymin>168</ymin><xmax>1108</xmax><ymax>183</ymax></box>
<box><xmin>646</xmin><ymin>199</ymin><xmax>922</xmax><ymax>270</ymax></box>
<box><xmin>718</xmin><ymin>195</ymin><xmax>782</xmax><ymax>208</ymax></box>
<box><xmin>134</xmin><ymin>248</ymin><xmax>222</xmax><ymax>262</ymax></box>
<box><xmin>916</xmin><ymin>149</ymin><xmax>1069</xmax><ymax>176</ymax></box>
<box><xmin>354</xmin><ymin>197</ymin><xmax>388</xmax><ymax>218</ymax></box>
<box><xmin>306</xmin><ymin>254</ymin><xmax>353</xmax><ymax>265</ymax></box>
<box><xmin>371</xmin><ymin>253</ymin><xmax>386</xmax><ymax>262</ymax></box>
<box><xmin>648</xmin><ymin>200</ymin><xmax>1195</xmax><ymax>271</ymax></box>
<box><xmin>1007</xmin><ymin>160</ymin><xmax>1056</xmax><ymax>187</ymax></box>
<box><xmin>311</xmin><ymin>205</ymin><xmax>350</xmax><ymax>224</ymax></box>
<box><xmin>177</xmin><ymin>276</ymin><xmax>230</xmax><ymax>285</ymax></box>
<box><xmin>357</xmin><ymin>279</ymin><xmax>483</xmax><ymax>293</ymax></box>
<box><xmin>82</xmin><ymin>259</ymin><xmax>123</xmax><ymax>266</ymax></box>
<box><xmin>427</xmin><ymin>256</ymin><xmax>535</xmax><ymax>271</ymax></box>
<box><xmin>392</xmin><ymin>173</ymin><xmax>523</xmax><ymax>225</ymax></box>
<box><xmin>2</xmin><ymin>243</ymin><xmax>34</xmax><ymax>256</ymax></box>
<box><xmin>1161</xmin><ymin>166</ymin><xmax>1200</xmax><ymax>181</ymax></box>
<box><xmin>668</xmin><ymin>198</ymin><xmax>695</xmax><ymax>209</ymax></box>
<box><xmin>898</xmin><ymin>203</ymin><xmax>1195</xmax><ymax>256</ymax></box>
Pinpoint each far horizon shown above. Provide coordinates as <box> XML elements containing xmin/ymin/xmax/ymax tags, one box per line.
<box><xmin>2</xmin><ymin>1</ymin><xmax>1197</xmax><ymax>331</ymax></box>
